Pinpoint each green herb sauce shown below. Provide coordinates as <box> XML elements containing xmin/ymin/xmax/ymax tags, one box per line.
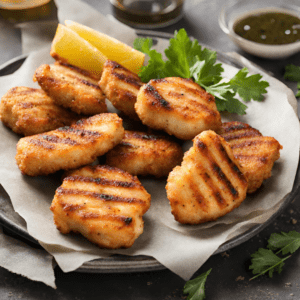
<box><xmin>233</xmin><ymin>12</ymin><xmax>300</xmax><ymax>45</ymax></box>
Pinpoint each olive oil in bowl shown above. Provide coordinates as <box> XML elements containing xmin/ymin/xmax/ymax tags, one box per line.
<box><xmin>233</xmin><ymin>11</ymin><xmax>300</xmax><ymax>45</ymax></box>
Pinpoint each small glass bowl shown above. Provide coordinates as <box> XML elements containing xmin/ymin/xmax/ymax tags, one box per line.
<box><xmin>219</xmin><ymin>0</ymin><xmax>300</xmax><ymax>59</ymax></box>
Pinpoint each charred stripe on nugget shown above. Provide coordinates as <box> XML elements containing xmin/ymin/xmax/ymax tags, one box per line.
<box><xmin>195</xmin><ymin>142</ymin><xmax>246</xmax><ymax>205</ymax></box>
<box><xmin>145</xmin><ymin>82</ymin><xmax>172</xmax><ymax>109</ymax></box>
<box><xmin>107</xmin><ymin>61</ymin><xmax>144</xmax><ymax>89</ymax></box>
<box><xmin>196</xmin><ymin>138</ymin><xmax>247</xmax><ymax>186</ymax></box>
<box><xmin>64</xmin><ymin>175</ymin><xmax>140</xmax><ymax>189</ymax></box>
<box><xmin>56</xmin><ymin>187</ymin><xmax>145</xmax><ymax>205</ymax></box>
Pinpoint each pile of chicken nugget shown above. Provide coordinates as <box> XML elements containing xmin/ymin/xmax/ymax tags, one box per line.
<box><xmin>0</xmin><ymin>28</ymin><xmax>282</xmax><ymax>250</ymax></box>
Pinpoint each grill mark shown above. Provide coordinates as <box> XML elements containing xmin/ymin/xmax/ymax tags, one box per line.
<box><xmin>212</xmin><ymin>163</ymin><xmax>238</xmax><ymax>198</ymax></box>
<box><xmin>57</xmin><ymin>126</ymin><xmax>101</xmax><ymax>138</ymax></box>
<box><xmin>19</xmin><ymin>102</ymin><xmax>34</xmax><ymax>109</ymax></box>
<box><xmin>195</xmin><ymin>141</ymin><xmax>228</xmax><ymax>207</ymax></box>
<box><xmin>76</xmin><ymin>77</ymin><xmax>101</xmax><ymax>89</ymax></box>
<box><xmin>229</xmin><ymin>138</ymin><xmax>268</xmax><ymax>149</ymax></box>
<box><xmin>119</xmin><ymin>141</ymin><xmax>135</xmax><ymax>148</ymax></box>
<box><xmin>65</xmin><ymin>175</ymin><xmax>139</xmax><ymax>189</ymax></box>
<box><xmin>50</xmin><ymin>65</ymin><xmax>100</xmax><ymax>90</ymax></box>
<box><xmin>188</xmin><ymin>174</ymin><xmax>208</xmax><ymax>212</ymax></box>
<box><xmin>217</xmin><ymin>142</ymin><xmax>247</xmax><ymax>184</ymax></box>
<box><xmin>40</xmin><ymin>134</ymin><xmax>78</xmax><ymax>146</ymax></box>
<box><xmin>168</xmin><ymin>78</ymin><xmax>216</xmax><ymax>105</ymax></box>
<box><xmin>12</xmin><ymin>87</ymin><xmax>40</xmax><ymax>96</ymax></box>
<box><xmin>113</xmin><ymin>71</ymin><xmax>143</xmax><ymax>89</ymax></box>
<box><xmin>80</xmin><ymin>212</ymin><xmax>133</xmax><ymax>226</ymax></box>
<box><xmin>222</xmin><ymin>123</ymin><xmax>249</xmax><ymax>132</ymax></box>
<box><xmin>145</xmin><ymin>83</ymin><xmax>171</xmax><ymax>110</ymax></box>
<box><xmin>57</xmin><ymin>61</ymin><xmax>98</xmax><ymax>81</ymax></box>
<box><xmin>235</xmin><ymin>154</ymin><xmax>268</xmax><ymax>163</ymax></box>
<box><xmin>57</xmin><ymin>187</ymin><xmax>144</xmax><ymax>205</ymax></box>
<box><xmin>182</xmin><ymin>98</ymin><xmax>218</xmax><ymax>116</ymax></box>
<box><xmin>61</xmin><ymin>203</ymin><xmax>83</xmax><ymax>212</ymax></box>
<box><xmin>128</xmin><ymin>131</ymin><xmax>163</xmax><ymax>141</ymax></box>
<box><xmin>222</xmin><ymin>130</ymin><xmax>262</xmax><ymax>142</ymax></box>
<box><xmin>59</xmin><ymin>201</ymin><xmax>133</xmax><ymax>225</ymax></box>
<box><xmin>29</xmin><ymin>138</ymin><xmax>54</xmax><ymax>149</ymax></box>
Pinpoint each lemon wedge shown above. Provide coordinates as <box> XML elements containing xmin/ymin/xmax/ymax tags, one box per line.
<box><xmin>50</xmin><ymin>24</ymin><xmax>107</xmax><ymax>79</ymax></box>
<box><xmin>65</xmin><ymin>20</ymin><xmax>145</xmax><ymax>74</ymax></box>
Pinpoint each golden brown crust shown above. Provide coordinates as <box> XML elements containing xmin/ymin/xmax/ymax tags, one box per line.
<box><xmin>99</xmin><ymin>60</ymin><xmax>144</xmax><ymax>119</ymax></box>
<box><xmin>135</xmin><ymin>77</ymin><xmax>222</xmax><ymax>140</ymax></box>
<box><xmin>220</xmin><ymin>121</ymin><xmax>282</xmax><ymax>193</ymax></box>
<box><xmin>50</xmin><ymin>165</ymin><xmax>151</xmax><ymax>249</ymax></box>
<box><xmin>105</xmin><ymin>130</ymin><xmax>184</xmax><ymax>177</ymax></box>
<box><xmin>15</xmin><ymin>113</ymin><xmax>124</xmax><ymax>176</ymax></box>
<box><xmin>0</xmin><ymin>86</ymin><xmax>81</xmax><ymax>136</ymax></box>
<box><xmin>33</xmin><ymin>63</ymin><xmax>107</xmax><ymax>115</ymax></box>
<box><xmin>166</xmin><ymin>130</ymin><xmax>248</xmax><ymax>224</ymax></box>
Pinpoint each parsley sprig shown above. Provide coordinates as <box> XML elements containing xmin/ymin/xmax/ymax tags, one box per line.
<box><xmin>134</xmin><ymin>29</ymin><xmax>269</xmax><ymax>115</ymax></box>
<box><xmin>284</xmin><ymin>64</ymin><xmax>300</xmax><ymax>97</ymax></box>
<box><xmin>249</xmin><ymin>231</ymin><xmax>300</xmax><ymax>280</ymax></box>
<box><xmin>183</xmin><ymin>268</ymin><xmax>212</xmax><ymax>300</ymax></box>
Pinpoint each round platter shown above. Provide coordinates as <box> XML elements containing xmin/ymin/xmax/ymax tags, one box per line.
<box><xmin>0</xmin><ymin>30</ymin><xmax>299</xmax><ymax>273</ymax></box>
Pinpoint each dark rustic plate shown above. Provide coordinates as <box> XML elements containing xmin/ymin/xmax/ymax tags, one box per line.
<box><xmin>0</xmin><ymin>30</ymin><xmax>299</xmax><ymax>273</ymax></box>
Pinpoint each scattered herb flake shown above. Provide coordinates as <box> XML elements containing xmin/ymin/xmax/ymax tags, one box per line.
<box><xmin>183</xmin><ymin>268</ymin><xmax>212</xmax><ymax>300</ymax></box>
<box><xmin>268</xmin><ymin>231</ymin><xmax>300</xmax><ymax>255</ymax></box>
<box><xmin>284</xmin><ymin>64</ymin><xmax>300</xmax><ymax>97</ymax></box>
<box><xmin>249</xmin><ymin>248</ymin><xmax>290</xmax><ymax>280</ymax></box>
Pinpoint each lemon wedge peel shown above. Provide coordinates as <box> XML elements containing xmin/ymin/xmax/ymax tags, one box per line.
<box><xmin>65</xmin><ymin>20</ymin><xmax>145</xmax><ymax>74</ymax></box>
<box><xmin>50</xmin><ymin>24</ymin><xmax>107</xmax><ymax>79</ymax></box>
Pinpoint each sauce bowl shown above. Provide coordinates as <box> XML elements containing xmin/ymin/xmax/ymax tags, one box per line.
<box><xmin>218</xmin><ymin>0</ymin><xmax>300</xmax><ymax>59</ymax></box>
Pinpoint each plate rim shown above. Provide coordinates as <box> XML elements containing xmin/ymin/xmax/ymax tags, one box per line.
<box><xmin>0</xmin><ymin>30</ymin><xmax>299</xmax><ymax>273</ymax></box>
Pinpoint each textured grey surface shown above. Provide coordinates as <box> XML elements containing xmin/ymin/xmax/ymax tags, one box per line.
<box><xmin>0</xmin><ymin>0</ymin><xmax>300</xmax><ymax>299</ymax></box>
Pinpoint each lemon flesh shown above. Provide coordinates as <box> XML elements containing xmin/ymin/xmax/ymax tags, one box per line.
<box><xmin>65</xmin><ymin>20</ymin><xmax>145</xmax><ymax>74</ymax></box>
<box><xmin>50</xmin><ymin>24</ymin><xmax>107</xmax><ymax>79</ymax></box>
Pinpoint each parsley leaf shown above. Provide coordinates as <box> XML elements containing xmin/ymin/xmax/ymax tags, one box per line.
<box><xmin>284</xmin><ymin>64</ymin><xmax>300</xmax><ymax>97</ymax></box>
<box><xmin>183</xmin><ymin>268</ymin><xmax>212</xmax><ymax>300</ymax></box>
<box><xmin>134</xmin><ymin>29</ymin><xmax>269</xmax><ymax>115</ymax></box>
<box><xmin>268</xmin><ymin>231</ymin><xmax>300</xmax><ymax>255</ymax></box>
<box><xmin>249</xmin><ymin>248</ymin><xmax>290</xmax><ymax>280</ymax></box>
<box><xmin>229</xmin><ymin>68</ymin><xmax>269</xmax><ymax>102</ymax></box>
<box><xmin>248</xmin><ymin>230</ymin><xmax>300</xmax><ymax>280</ymax></box>
<box><xmin>285</xmin><ymin>64</ymin><xmax>300</xmax><ymax>82</ymax></box>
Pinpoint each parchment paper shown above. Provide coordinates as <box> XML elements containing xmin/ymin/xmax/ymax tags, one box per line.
<box><xmin>0</xmin><ymin>0</ymin><xmax>299</xmax><ymax>284</ymax></box>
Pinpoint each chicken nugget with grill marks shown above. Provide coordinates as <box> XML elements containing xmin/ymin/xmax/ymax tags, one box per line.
<box><xmin>105</xmin><ymin>130</ymin><xmax>183</xmax><ymax>177</ymax></box>
<box><xmin>99</xmin><ymin>60</ymin><xmax>144</xmax><ymax>119</ymax></box>
<box><xmin>50</xmin><ymin>165</ymin><xmax>151</xmax><ymax>249</ymax></box>
<box><xmin>15</xmin><ymin>113</ymin><xmax>124</xmax><ymax>176</ymax></box>
<box><xmin>33</xmin><ymin>62</ymin><xmax>107</xmax><ymax>115</ymax></box>
<box><xmin>135</xmin><ymin>77</ymin><xmax>222</xmax><ymax>140</ymax></box>
<box><xmin>166</xmin><ymin>130</ymin><xmax>248</xmax><ymax>224</ymax></box>
<box><xmin>220</xmin><ymin>121</ymin><xmax>282</xmax><ymax>193</ymax></box>
<box><xmin>0</xmin><ymin>86</ymin><xmax>81</xmax><ymax>136</ymax></box>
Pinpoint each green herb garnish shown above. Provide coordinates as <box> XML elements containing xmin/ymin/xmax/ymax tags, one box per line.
<box><xmin>183</xmin><ymin>268</ymin><xmax>212</xmax><ymax>300</ymax></box>
<box><xmin>249</xmin><ymin>231</ymin><xmax>300</xmax><ymax>280</ymax></box>
<box><xmin>284</xmin><ymin>64</ymin><xmax>300</xmax><ymax>97</ymax></box>
<box><xmin>134</xmin><ymin>29</ymin><xmax>269</xmax><ymax>115</ymax></box>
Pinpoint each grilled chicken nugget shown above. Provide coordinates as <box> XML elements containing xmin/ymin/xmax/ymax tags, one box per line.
<box><xmin>105</xmin><ymin>130</ymin><xmax>184</xmax><ymax>177</ymax></box>
<box><xmin>220</xmin><ymin>121</ymin><xmax>282</xmax><ymax>193</ymax></box>
<box><xmin>16</xmin><ymin>113</ymin><xmax>124</xmax><ymax>176</ymax></box>
<box><xmin>50</xmin><ymin>165</ymin><xmax>151</xmax><ymax>249</ymax></box>
<box><xmin>166</xmin><ymin>130</ymin><xmax>248</xmax><ymax>224</ymax></box>
<box><xmin>135</xmin><ymin>77</ymin><xmax>222</xmax><ymax>140</ymax></box>
<box><xmin>33</xmin><ymin>62</ymin><xmax>107</xmax><ymax>115</ymax></box>
<box><xmin>99</xmin><ymin>60</ymin><xmax>144</xmax><ymax>119</ymax></box>
<box><xmin>0</xmin><ymin>87</ymin><xmax>81</xmax><ymax>136</ymax></box>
